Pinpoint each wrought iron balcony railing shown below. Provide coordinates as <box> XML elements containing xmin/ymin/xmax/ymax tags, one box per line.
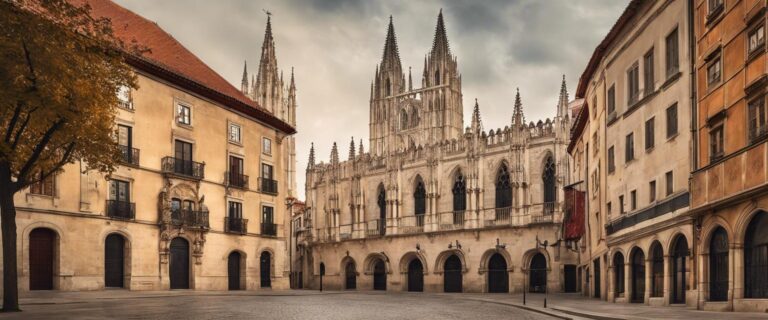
<box><xmin>259</xmin><ymin>177</ymin><xmax>278</xmax><ymax>194</ymax></box>
<box><xmin>226</xmin><ymin>172</ymin><xmax>249</xmax><ymax>189</ymax></box>
<box><xmin>225</xmin><ymin>217</ymin><xmax>248</xmax><ymax>234</ymax></box>
<box><xmin>119</xmin><ymin>145</ymin><xmax>140</xmax><ymax>166</ymax></box>
<box><xmin>106</xmin><ymin>200</ymin><xmax>135</xmax><ymax>220</ymax></box>
<box><xmin>171</xmin><ymin>209</ymin><xmax>209</xmax><ymax>229</ymax></box>
<box><xmin>261</xmin><ymin>222</ymin><xmax>277</xmax><ymax>236</ymax></box>
<box><xmin>366</xmin><ymin>219</ymin><xmax>385</xmax><ymax>237</ymax></box>
<box><xmin>161</xmin><ymin>157</ymin><xmax>204</xmax><ymax>180</ymax></box>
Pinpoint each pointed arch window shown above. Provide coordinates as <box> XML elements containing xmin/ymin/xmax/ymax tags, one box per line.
<box><xmin>542</xmin><ymin>155</ymin><xmax>556</xmax><ymax>214</ymax></box>
<box><xmin>377</xmin><ymin>185</ymin><xmax>387</xmax><ymax>236</ymax></box>
<box><xmin>414</xmin><ymin>178</ymin><xmax>426</xmax><ymax>227</ymax></box>
<box><xmin>495</xmin><ymin>163</ymin><xmax>512</xmax><ymax>209</ymax></box>
<box><xmin>435</xmin><ymin>69</ymin><xmax>440</xmax><ymax>85</ymax></box>
<box><xmin>386</xmin><ymin>78</ymin><xmax>391</xmax><ymax>96</ymax></box>
<box><xmin>401</xmin><ymin>109</ymin><xmax>409</xmax><ymax>130</ymax></box>
<box><xmin>452</xmin><ymin>171</ymin><xmax>466</xmax><ymax>212</ymax></box>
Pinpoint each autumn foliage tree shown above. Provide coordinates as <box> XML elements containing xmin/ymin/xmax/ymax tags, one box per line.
<box><xmin>0</xmin><ymin>0</ymin><xmax>137</xmax><ymax>311</ymax></box>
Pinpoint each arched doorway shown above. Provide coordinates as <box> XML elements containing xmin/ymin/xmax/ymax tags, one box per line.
<box><xmin>671</xmin><ymin>236</ymin><xmax>688</xmax><ymax>304</ymax></box>
<box><xmin>529</xmin><ymin>253</ymin><xmax>547</xmax><ymax>293</ymax></box>
<box><xmin>373</xmin><ymin>259</ymin><xmax>387</xmax><ymax>290</ymax></box>
<box><xmin>228</xmin><ymin>252</ymin><xmax>241</xmax><ymax>290</ymax></box>
<box><xmin>709</xmin><ymin>227</ymin><xmax>728</xmax><ymax>301</ymax></box>
<box><xmin>745</xmin><ymin>211</ymin><xmax>768</xmax><ymax>298</ymax></box>
<box><xmin>169</xmin><ymin>237</ymin><xmax>189</xmax><ymax>289</ymax></box>
<box><xmin>345</xmin><ymin>261</ymin><xmax>357</xmax><ymax>290</ymax></box>
<box><xmin>613</xmin><ymin>252</ymin><xmax>625</xmax><ymax>296</ymax></box>
<box><xmin>488</xmin><ymin>253</ymin><xmax>509</xmax><ymax>293</ymax></box>
<box><xmin>631</xmin><ymin>249</ymin><xmax>645</xmax><ymax>303</ymax></box>
<box><xmin>260</xmin><ymin>251</ymin><xmax>272</xmax><ymax>288</ymax></box>
<box><xmin>104</xmin><ymin>234</ymin><xmax>125</xmax><ymax>288</ymax></box>
<box><xmin>407</xmin><ymin>259</ymin><xmax>424</xmax><ymax>292</ymax></box>
<box><xmin>443</xmin><ymin>255</ymin><xmax>462</xmax><ymax>292</ymax></box>
<box><xmin>650</xmin><ymin>242</ymin><xmax>663</xmax><ymax>297</ymax></box>
<box><xmin>29</xmin><ymin>228</ymin><xmax>56</xmax><ymax>290</ymax></box>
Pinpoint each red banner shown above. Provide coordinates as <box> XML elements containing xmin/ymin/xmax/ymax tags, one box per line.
<box><xmin>564</xmin><ymin>188</ymin><xmax>585</xmax><ymax>240</ymax></box>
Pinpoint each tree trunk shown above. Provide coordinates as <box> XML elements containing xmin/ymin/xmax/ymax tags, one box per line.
<box><xmin>0</xmin><ymin>186</ymin><xmax>19</xmax><ymax>312</ymax></box>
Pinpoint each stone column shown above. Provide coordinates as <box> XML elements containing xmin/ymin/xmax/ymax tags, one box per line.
<box><xmin>732</xmin><ymin>243</ymin><xmax>743</xmax><ymax>301</ymax></box>
<box><xmin>663</xmin><ymin>254</ymin><xmax>671</xmax><ymax>306</ymax></box>
<box><xmin>645</xmin><ymin>258</ymin><xmax>652</xmax><ymax>304</ymax></box>
<box><xmin>624</xmin><ymin>262</ymin><xmax>631</xmax><ymax>303</ymax></box>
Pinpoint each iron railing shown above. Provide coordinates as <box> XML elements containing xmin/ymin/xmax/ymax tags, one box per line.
<box><xmin>398</xmin><ymin>215</ymin><xmax>425</xmax><ymax>234</ymax></box>
<box><xmin>226</xmin><ymin>171</ymin><xmax>249</xmax><ymax>189</ymax></box>
<box><xmin>162</xmin><ymin>157</ymin><xmax>204</xmax><ymax>180</ymax></box>
<box><xmin>224</xmin><ymin>217</ymin><xmax>248</xmax><ymax>234</ymax></box>
<box><xmin>366</xmin><ymin>219</ymin><xmax>385</xmax><ymax>237</ymax></box>
<box><xmin>119</xmin><ymin>145</ymin><xmax>140</xmax><ymax>166</ymax></box>
<box><xmin>543</xmin><ymin>202</ymin><xmax>555</xmax><ymax>215</ymax></box>
<box><xmin>259</xmin><ymin>177</ymin><xmax>278</xmax><ymax>194</ymax></box>
<box><xmin>261</xmin><ymin>222</ymin><xmax>277</xmax><ymax>236</ymax></box>
<box><xmin>106</xmin><ymin>200</ymin><xmax>135</xmax><ymax>220</ymax></box>
<box><xmin>339</xmin><ymin>224</ymin><xmax>353</xmax><ymax>240</ymax></box>
<box><xmin>438</xmin><ymin>211</ymin><xmax>465</xmax><ymax>231</ymax></box>
<box><xmin>171</xmin><ymin>209</ymin><xmax>209</xmax><ymax>228</ymax></box>
<box><xmin>485</xmin><ymin>207</ymin><xmax>511</xmax><ymax>226</ymax></box>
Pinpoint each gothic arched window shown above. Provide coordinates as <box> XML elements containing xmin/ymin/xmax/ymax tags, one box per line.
<box><xmin>745</xmin><ymin>211</ymin><xmax>768</xmax><ymax>298</ymax></box>
<box><xmin>414</xmin><ymin>177</ymin><xmax>426</xmax><ymax>227</ymax></box>
<box><xmin>386</xmin><ymin>78</ymin><xmax>391</xmax><ymax>96</ymax></box>
<box><xmin>435</xmin><ymin>69</ymin><xmax>440</xmax><ymax>85</ymax></box>
<box><xmin>495</xmin><ymin>163</ymin><xmax>512</xmax><ymax>209</ymax></box>
<box><xmin>452</xmin><ymin>170</ymin><xmax>466</xmax><ymax>212</ymax></box>
<box><xmin>377</xmin><ymin>184</ymin><xmax>386</xmax><ymax>236</ymax></box>
<box><xmin>401</xmin><ymin>109</ymin><xmax>409</xmax><ymax>130</ymax></box>
<box><xmin>542</xmin><ymin>155</ymin><xmax>556</xmax><ymax>214</ymax></box>
<box><xmin>709</xmin><ymin>227</ymin><xmax>729</xmax><ymax>301</ymax></box>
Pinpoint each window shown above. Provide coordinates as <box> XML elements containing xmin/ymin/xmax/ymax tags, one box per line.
<box><xmin>710</xmin><ymin>125</ymin><xmax>724</xmax><ymax>161</ymax></box>
<box><xmin>116</xmin><ymin>85</ymin><xmax>132</xmax><ymax>109</ymax></box>
<box><xmin>117</xmin><ymin>124</ymin><xmax>135</xmax><ymax>165</ymax></box>
<box><xmin>666</xmin><ymin>171</ymin><xmax>674</xmax><ymax>196</ymax></box>
<box><xmin>666</xmin><ymin>103</ymin><xmax>678</xmax><ymax>138</ymax></box>
<box><xmin>543</xmin><ymin>156</ymin><xmax>557</xmax><ymax>206</ymax></box>
<box><xmin>109</xmin><ymin>179</ymin><xmax>130</xmax><ymax>203</ymax></box>
<box><xmin>748</xmin><ymin>96</ymin><xmax>767</xmax><ymax>142</ymax></box>
<box><xmin>619</xmin><ymin>195</ymin><xmax>625</xmax><ymax>214</ymax></box>
<box><xmin>666</xmin><ymin>28</ymin><xmax>680</xmax><ymax>77</ymax></box>
<box><xmin>229</xmin><ymin>123</ymin><xmax>241</xmax><ymax>143</ymax></box>
<box><xmin>607</xmin><ymin>85</ymin><xmax>616</xmax><ymax>115</ymax></box>
<box><xmin>495</xmin><ymin>164</ymin><xmax>512</xmax><ymax>209</ymax></box>
<box><xmin>645</xmin><ymin>118</ymin><xmax>655</xmax><ymax>150</ymax></box>
<box><xmin>608</xmin><ymin>146</ymin><xmax>615</xmax><ymax>173</ymax></box>
<box><xmin>228</xmin><ymin>201</ymin><xmax>242</xmax><ymax>219</ymax></box>
<box><xmin>414</xmin><ymin>177</ymin><xmax>427</xmax><ymax>216</ymax></box>
<box><xmin>29</xmin><ymin>172</ymin><xmax>55</xmax><ymax>196</ymax></box>
<box><xmin>228</xmin><ymin>156</ymin><xmax>245</xmax><ymax>187</ymax></box>
<box><xmin>644</xmin><ymin>48</ymin><xmax>655</xmax><ymax>95</ymax></box>
<box><xmin>630</xmin><ymin>190</ymin><xmax>637</xmax><ymax>211</ymax></box>
<box><xmin>607</xmin><ymin>202</ymin><xmax>612</xmax><ymax>216</ymax></box>
<box><xmin>262</xmin><ymin>163</ymin><xmax>273</xmax><ymax>180</ymax></box>
<box><xmin>452</xmin><ymin>171</ymin><xmax>467</xmax><ymax>212</ymax></box>
<box><xmin>262</xmin><ymin>137</ymin><xmax>272</xmax><ymax>155</ymax></box>
<box><xmin>748</xmin><ymin>24</ymin><xmax>766</xmax><ymax>55</ymax></box>
<box><xmin>176</xmin><ymin>103</ymin><xmax>191</xmax><ymax>125</ymax></box>
<box><xmin>400</xmin><ymin>109</ymin><xmax>409</xmax><ymax>130</ymax></box>
<box><xmin>708</xmin><ymin>0</ymin><xmax>724</xmax><ymax>18</ymax></box>
<box><xmin>625</xmin><ymin>132</ymin><xmax>635</xmax><ymax>163</ymax></box>
<box><xmin>628</xmin><ymin>63</ymin><xmax>640</xmax><ymax>105</ymax></box>
<box><xmin>707</xmin><ymin>54</ymin><xmax>722</xmax><ymax>87</ymax></box>
<box><xmin>262</xmin><ymin>205</ymin><xmax>276</xmax><ymax>236</ymax></box>
<box><xmin>649</xmin><ymin>180</ymin><xmax>656</xmax><ymax>203</ymax></box>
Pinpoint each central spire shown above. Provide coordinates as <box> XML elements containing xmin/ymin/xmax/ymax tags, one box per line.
<box><xmin>430</xmin><ymin>9</ymin><xmax>451</xmax><ymax>59</ymax></box>
<box><xmin>380</xmin><ymin>15</ymin><xmax>402</xmax><ymax>72</ymax></box>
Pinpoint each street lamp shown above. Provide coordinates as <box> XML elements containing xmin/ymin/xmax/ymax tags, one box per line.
<box><xmin>535</xmin><ymin>235</ymin><xmax>550</xmax><ymax>308</ymax></box>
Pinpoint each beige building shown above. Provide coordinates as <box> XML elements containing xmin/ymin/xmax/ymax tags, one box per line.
<box><xmin>13</xmin><ymin>0</ymin><xmax>296</xmax><ymax>293</ymax></box>
<box><xmin>299</xmin><ymin>12</ymin><xmax>578</xmax><ymax>294</ymax></box>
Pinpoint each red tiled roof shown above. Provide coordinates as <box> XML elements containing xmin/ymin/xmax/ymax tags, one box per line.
<box><xmin>78</xmin><ymin>0</ymin><xmax>296</xmax><ymax>134</ymax></box>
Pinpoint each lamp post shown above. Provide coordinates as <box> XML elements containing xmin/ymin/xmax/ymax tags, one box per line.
<box><xmin>536</xmin><ymin>236</ymin><xmax>550</xmax><ymax>308</ymax></box>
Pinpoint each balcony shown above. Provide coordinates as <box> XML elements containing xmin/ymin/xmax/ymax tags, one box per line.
<box><xmin>226</xmin><ymin>171</ymin><xmax>249</xmax><ymax>189</ymax></box>
<box><xmin>161</xmin><ymin>157</ymin><xmax>204</xmax><ymax>180</ymax></box>
<box><xmin>543</xmin><ymin>202</ymin><xmax>555</xmax><ymax>215</ymax></box>
<box><xmin>171</xmin><ymin>209</ymin><xmax>209</xmax><ymax>229</ymax></box>
<box><xmin>366</xmin><ymin>219</ymin><xmax>385</xmax><ymax>237</ymax></box>
<box><xmin>438</xmin><ymin>210</ymin><xmax>465</xmax><ymax>231</ymax></box>
<box><xmin>398</xmin><ymin>215</ymin><xmax>425</xmax><ymax>234</ymax></box>
<box><xmin>484</xmin><ymin>207</ymin><xmax>511</xmax><ymax>227</ymax></box>
<box><xmin>224</xmin><ymin>217</ymin><xmax>248</xmax><ymax>234</ymax></box>
<box><xmin>119</xmin><ymin>145</ymin><xmax>140</xmax><ymax>166</ymax></box>
<box><xmin>259</xmin><ymin>177</ymin><xmax>278</xmax><ymax>194</ymax></box>
<box><xmin>106</xmin><ymin>200</ymin><xmax>135</xmax><ymax>220</ymax></box>
<box><xmin>261</xmin><ymin>222</ymin><xmax>277</xmax><ymax>236</ymax></box>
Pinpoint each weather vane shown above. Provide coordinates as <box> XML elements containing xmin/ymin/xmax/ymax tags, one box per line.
<box><xmin>263</xmin><ymin>9</ymin><xmax>272</xmax><ymax>17</ymax></box>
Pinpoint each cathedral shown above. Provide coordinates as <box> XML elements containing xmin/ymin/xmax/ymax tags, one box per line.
<box><xmin>296</xmin><ymin>11</ymin><xmax>579</xmax><ymax>293</ymax></box>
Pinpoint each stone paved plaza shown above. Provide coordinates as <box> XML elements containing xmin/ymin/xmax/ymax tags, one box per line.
<box><xmin>2</xmin><ymin>291</ymin><xmax>768</xmax><ymax>320</ymax></box>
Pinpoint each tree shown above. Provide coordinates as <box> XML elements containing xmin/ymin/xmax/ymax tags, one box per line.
<box><xmin>0</xmin><ymin>0</ymin><xmax>137</xmax><ymax>311</ymax></box>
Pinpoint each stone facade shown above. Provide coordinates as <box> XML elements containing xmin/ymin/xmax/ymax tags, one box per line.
<box><xmin>299</xmin><ymin>12</ymin><xmax>578</xmax><ymax>293</ymax></box>
<box><xmin>9</xmin><ymin>1</ymin><xmax>296</xmax><ymax>294</ymax></box>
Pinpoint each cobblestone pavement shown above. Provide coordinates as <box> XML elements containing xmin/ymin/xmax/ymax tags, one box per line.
<box><xmin>1</xmin><ymin>291</ymin><xmax>560</xmax><ymax>320</ymax></box>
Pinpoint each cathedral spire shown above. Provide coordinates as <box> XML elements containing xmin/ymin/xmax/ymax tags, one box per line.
<box><xmin>359</xmin><ymin>139</ymin><xmax>364</xmax><ymax>157</ymax></box>
<box><xmin>241</xmin><ymin>60</ymin><xmax>248</xmax><ymax>94</ymax></box>
<box><xmin>307</xmin><ymin>143</ymin><xmax>315</xmax><ymax>170</ymax></box>
<box><xmin>255</xmin><ymin>14</ymin><xmax>281</xmax><ymax>113</ymax></box>
<box><xmin>380</xmin><ymin>15</ymin><xmax>402</xmax><ymax>72</ymax></box>
<box><xmin>471</xmin><ymin>98</ymin><xmax>482</xmax><ymax>133</ymax></box>
<box><xmin>430</xmin><ymin>9</ymin><xmax>451</xmax><ymax>59</ymax></box>
<box><xmin>513</xmin><ymin>88</ymin><xmax>525</xmax><ymax>128</ymax></box>
<box><xmin>349</xmin><ymin>137</ymin><xmax>356</xmax><ymax>160</ymax></box>
<box><xmin>557</xmin><ymin>74</ymin><xmax>568</xmax><ymax>118</ymax></box>
<box><xmin>330</xmin><ymin>142</ymin><xmax>339</xmax><ymax>165</ymax></box>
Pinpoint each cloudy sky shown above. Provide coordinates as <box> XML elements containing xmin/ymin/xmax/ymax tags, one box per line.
<box><xmin>113</xmin><ymin>0</ymin><xmax>629</xmax><ymax>199</ymax></box>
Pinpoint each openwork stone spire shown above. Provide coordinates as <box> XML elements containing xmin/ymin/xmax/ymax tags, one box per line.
<box><xmin>512</xmin><ymin>88</ymin><xmax>525</xmax><ymax>128</ymax></box>
<box><xmin>380</xmin><ymin>15</ymin><xmax>402</xmax><ymax>73</ymax></box>
<box><xmin>430</xmin><ymin>9</ymin><xmax>451</xmax><ymax>60</ymax></box>
<box><xmin>557</xmin><ymin>74</ymin><xmax>568</xmax><ymax>118</ymax></box>
<box><xmin>255</xmin><ymin>14</ymin><xmax>281</xmax><ymax>113</ymax></box>
<box><xmin>330</xmin><ymin>142</ymin><xmax>339</xmax><ymax>165</ymax></box>
<box><xmin>471</xmin><ymin>98</ymin><xmax>482</xmax><ymax>133</ymax></box>
<box><xmin>241</xmin><ymin>60</ymin><xmax>248</xmax><ymax>94</ymax></box>
<box><xmin>349</xmin><ymin>137</ymin><xmax>356</xmax><ymax>160</ymax></box>
<box><xmin>307</xmin><ymin>143</ymin><xmax>315</xmax><ymax>170</ymax></box>
<box><xmin>359</xmin><ymin>139</ymin><xmax>364</xmax><ymax>157</ymax></box>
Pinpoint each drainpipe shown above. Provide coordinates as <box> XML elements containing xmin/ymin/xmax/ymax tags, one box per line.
<box><xmin>687</xmin><ymin>0</ymin><xmax>700</xmax><ymax>310</ymax></box>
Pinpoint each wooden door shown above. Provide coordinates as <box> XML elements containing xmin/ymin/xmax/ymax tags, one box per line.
<box><xmin>169</xmin><ymin>238</ymin><xmax>189</xmax><ymax>289</ymax></box>
<box><xmin>104</xmin><ymin>234</ymin><xmax>125</xmax><ymax>288</ymax></box>
<box><xmin>29</xmin><ymin>228</ymin><xmax>55</xmax><ymax>290</ymax></box>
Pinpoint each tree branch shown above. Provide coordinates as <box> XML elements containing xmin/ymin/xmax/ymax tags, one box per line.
<box><xmin>10</xmin><ymin>107</ymin><xmax>35</xmax><ymax>150</ymax></box>
<box><xmin>14</xmin><ymin>119</ymin><xmax>65</xmax><ymax>190</ymax></box>
<box><xmin>3</xmin><ymin>102</ymin><xmax>22</xmax><ymax>144</ymax></box>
